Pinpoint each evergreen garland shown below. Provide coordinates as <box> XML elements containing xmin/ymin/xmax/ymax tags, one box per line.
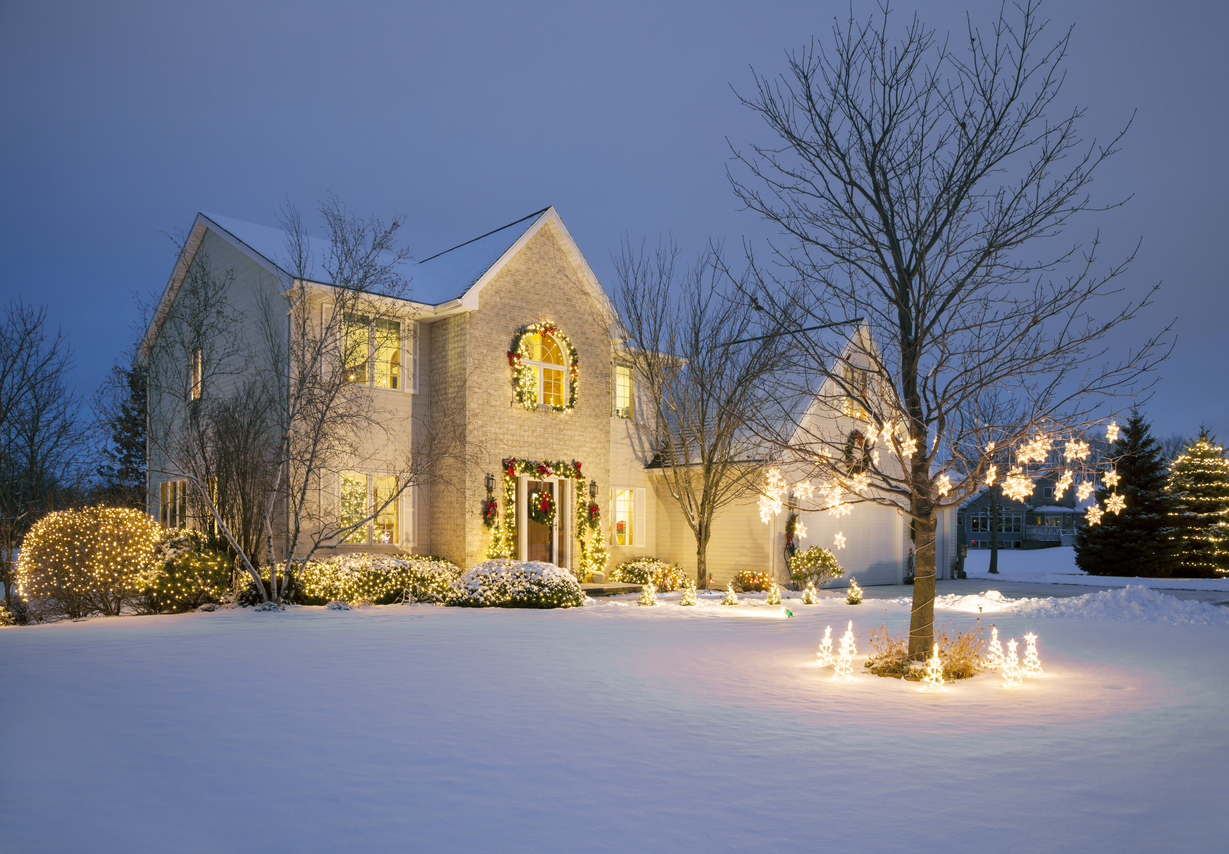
<box><xmin>1075</xmin><ymin>412</ymin><xmax>1179</xmax><ymax>577</ymax></box>
<box><xmin>1167</xmin><ymin>429</ymin><xmax>1229</xmax><ymax>577</ymax></box>
<box><xmin>507</xmin><ymin>322</ymin><xmax>579</xmax><ymax>412</ymax></box>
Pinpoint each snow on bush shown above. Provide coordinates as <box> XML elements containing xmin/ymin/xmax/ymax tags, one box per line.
<box><xmin>611</xmin><ymin>557</ymin><xmax>687</xmax><ymax>591</ymax></box>
<box><xmin>449</xmin><ymin>559</ymin><xmax>585</xmax><ymax>609</ymax></box>
<box><xmin>295</xmin><ymin>553</ymin><xmax>461</xmax><ymax>605</ymax></box>
<box><xmin>788</xmin><ymin>545</ymin><xmax>845</xmax><ymax>588</ymax></box>
<box><xmin>922</xmin><ymin>585</ymin><xmax>1229</xmax><ymax>626</ymax></box>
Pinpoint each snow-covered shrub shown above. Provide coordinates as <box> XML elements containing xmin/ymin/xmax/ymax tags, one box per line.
<box><xmin>638</xmin><ymin>584</ymin><xmax>657</xmax><ymax>606</ymax></box>
<box><xmin>788</xmin><ymin>546</ymin><xmax>845</xmax><ymax>589</ymax></box>
<box><xmin>295</xmin><ymin>553</ymin><xmax>461</xmax><ymax>605</ymax></box>
<box><xmin>136</xmin><ymin>528</ymin><xmax>232</xmax><ymax>614</ymax></box>
<box><xmin>449</xmin><ymin>559</ymin><xmax>585</xmax><ymax>609</ymax></box>
<box><xmin>16</xmin><ymin>507</ymin><xmax>161</xmax><ymax>621</ymax></box>
<box><xmin>612</xmin><ymin>557</ymin><xmax>687</xmax><ymax>592</ymax></box>
<box><xmin>327</xmin><ymin>600</ymin><xmax>351</xmax><ymax>611</ymax></box>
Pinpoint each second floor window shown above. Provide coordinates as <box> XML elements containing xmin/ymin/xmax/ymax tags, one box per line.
<box><xmin>340</xmin><ymin>471</ymin><xmax>399</xmax><ymax>545</ymax></box>
<box><xmin>841</xmin><ymin>361</ymin><xmax>869</xmax><ymax>420</ymax></box>
<box><xmin>344</xmin><ymin>315</ymin><xmax>401</xmax><ymax>389</ymax></box>
<box><xmin>613</xmin><ymin>364</ymin><xmax>632</xmax><ymax>418</ymax></box>
<box><xmin>524</xmin><ymin>331</ymin><xmax>565</xmax><ymax>407</ymax></box>
<box><xmin>189</xmin><ymin>348</ymin><xmax>202</xmax><ymax>400</ymax></box>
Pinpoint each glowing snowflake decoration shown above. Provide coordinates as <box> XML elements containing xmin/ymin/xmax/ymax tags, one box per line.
<box><xmin>834</xmin><ymin>532</ymin><xmax>846</xmax><ymax>550</ymax></box>
<box><xmin>1103</xmin><ymin>469</ymin><xmax>1120</xmax><ymax>488</ymax></box>
<box><xmin>794</xmin><ymin>480</ymin><xmax>815</xmax><ymax>501</ymax></box>
<box><xmin>863</xmin><ymin>425</ymin><xmax>878</xmax><ymax>445</ymax></box>
<box><xmin>1064</xmin><ymin>439</ymin><xmax>1090</xmax><ymax>461</ymax></box>
<box><xmin>1076</xmin><ymin>481</ymin><xmax>1093</xmax><ymax>502</ymax></box>
<box><xmin>986</xmin><ymin>440</ymin><xmax>996</xmax><ymax>453</ymax></box>
<box><xmin>1105</xmin><ymin>493</ymin><xmax>1125</xmax><ymax>514</ymax></box>
<box><xmin>758</xmin><ymin>467</ymin><xmax>787</xmax><ymax>524</ymax></box>
<box><xmin>1018</xmin><ymin>435</ymin><xmax>1052</xmax><ymax>464</ymax></box>
<box><xmin>828</xmin><ymin>500</ymin><xmax>851</xmax><ymax>519</ymax></box>
<box><xmin>936</xmin><ymin>474</ymin><xmax>951</xmax><ymax>497</ymax></box>
<box><xmin>1054</xmin><ymin>469</ymin><xmax>1073</xmax><ymax>499</ymax></box>
<box><xmin>872</xmin><ymin>450</ymin><xmax>880</xmax><ymax>466</ymax></box>
<box><xmin>984</xmin><ymin>464</ymin><xmax>997</xmax><ymax>486</ymax></box>
<box><xmin>1002</xmin><ymin>467</ymin><xmax>1034</xmax><ymax>502</ymax></box>
<box><xmin>1085</xmin><ymin>504</ymin><xmax>1104</xmax><ymax>526</ymax></box>
<box><xmin>1106</xmin><ymin>421</ymin><xmax>1120</xmax><ymax>443</ymax></box>
<box><xmin>900</xmin><ymin>437</ymin><xmax>917</xmax><ymax>457</ymax></box>
<box><xmin>850</xmin><ymin>472</ymin><xmax>870</xmax><ymax>493</ymax></box>
<box><xmin>794</xmin><ymin>520</ymin><xmax>808</xmax><ymax>541</ymax></box>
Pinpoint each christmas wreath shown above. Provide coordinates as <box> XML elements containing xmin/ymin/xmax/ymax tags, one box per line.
<box><xmin>844</xmin><ymin>429</ymin><xmax>871</xmax><ymax>475</ymax></box>
<box><xmin>586</xmin><ymin>502</ymin><xmax>601</xmax><ymax>530</ymax></box>
<box><xmin>481</xmin><ymin>498</ymin><xmax>499</xmax><ymax>528</ymax></box>
<box><xmin>527</xmin><ymin>489</ymin><xmax>557</xmax><ymax>526</ymax></box>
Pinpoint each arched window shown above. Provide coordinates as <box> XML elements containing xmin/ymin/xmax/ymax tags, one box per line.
<box><xmin>509</xmin><ymin>323</ymin><xmax>578</xmax><ymax>412</ymax></box>
<box><xmin>523</xmin><ymin>331</ymin><xmax>565</xmax><ymax>408</ymax></box>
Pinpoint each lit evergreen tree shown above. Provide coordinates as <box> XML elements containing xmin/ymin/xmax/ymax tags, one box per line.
<box><xmin>1074</xmin><ymin>412</ymin><xmax>1178</xmax><ymax>577</ymax></box>
<box><xmin>1167</xmin><ymin>429</ymin><xmax>1229</xmax><ymax>578</ymax></box>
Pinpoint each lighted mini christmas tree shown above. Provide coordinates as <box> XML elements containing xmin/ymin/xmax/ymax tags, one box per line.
<box><xmin>985</xmin><ymin>625</ymin><xmax>1004</xmax><ymax>671</ymax></box>
<box><xmin>1022</xmin><ymin>632</ymin><xmax>1043</xmax><ymax>675</ymax></box>
<box><xmin>834</xmin><ymin>620</ymin><xmax>856</xmax><ymax>680</ymax></box>
<box><xmin>638</xmin><ymin>584</ymin><xmax>656</xmax><ymax>606</ymax></box>
<box><xmin>721</xmin><ymin>582</ymin><xmax>739</xmax><ymax>605</ymax></box>
<box><xmin>846</xmin><ymin>577</ymin><xmax>862</xmax><ymax>604</ymax></box>
<box><xmin>816</xmin><ymin>626</ymin><xmax>833</xmax><ymax>665</ymax></box>
<box><xmin>679</xmin><ymin>582</ymin><xmax>696</xmax><ymax>606</ymax></box>
<box><xmin>765</xmin><ymin>581</ymin><xmax>782</xmax><ymax>605</ymax></box>
<box><xmin>1002</xmin><ymin>638</ymin><xmax>1023</xmax><ymax>688</ymax></box>
<box><xmin>1167</xmin><ymin>429</ymin><xmax>1229</xmax><ymax>578</ymax></box>
<box><xmin>921</xmin><ymin>642</ymin><xmax>945</xmax><ymax>689</ymax></box>
<box><xmin>802</xmin><ymin>580</ymin><xmax>819</xmax><ymax>604</ymax></box>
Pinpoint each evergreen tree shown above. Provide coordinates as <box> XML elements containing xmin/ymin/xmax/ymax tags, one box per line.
<box><xmin>1167</xmin><ymin>429</ymin><xmax>1229</xmax><ymax>577</ymax></box>
<box><xmin>95</xmin><ymin>361</ymin><xmax>146</xmax><ymax>508</ymax></box>
<box><xmin>1075</xmin><ymin>412</ymin><xmax>1178</xmax><ymax>577</ymax></box>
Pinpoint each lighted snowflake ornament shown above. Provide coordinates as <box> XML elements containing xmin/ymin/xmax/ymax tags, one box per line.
<box><xmin>936</xmin><ymin>474</ymin><xmax>951</xmax><ymax>498</ymax></box>
<box><xmin>834</xmin><ymin>532</ymin><xmax>846</xmax><ymax>550</ymax></box>
<box><xmin>1076</xmin><ymin>481</ymin><xmax>1094</xmax><ymax>502</ymax></box>
<box><xmin>985</xmin><ymin>464</ymin><xmax>998</xmax><ymax>487</ymax></box>
<box><xmin>1003</xmin><ymin>467</ymin><xmax>1034</xmax><ymax>502</ymax></box>
<box><xmin>1085</xmin><ymin>504</ymin><xmax>1104</xmax><ymax>526</ymax></box>
<box><xmin>1064</xmin><ymin>439</ymin><xmax>1090</xmax><ymax>461</ymax></box>
<box><xmin>1055</xmin><ymin>469</ymin><xmax>1073</xmax><ymax>499</ymax></box>
<box><xmin>1106</xmin><ymin>421</ymin><xmax>1120</xmax><ymax>443</ymax></box>
<box><xmin>833</xmin><ymin>621</ymin><xmax>856</xmax><ymax>680</ymax></box>
<box><xmin>921</xmin><ymin>643</ymin><xmax>945</xmax><ymax>690</ymax></box>
<box><xmin>794</xmin><ymin>520</ymin><xmax>808</xmax><ymax>541</ymax></box>
<box><xmin>1103</xmin><ymin>469</ymin><xmax>1121</xmax><ymax>488</ymax></box>
<box><xmin>816</xmin><ymin>625</ymin><xmax>833</xmax><ymax>665</ymax></box>
<box><xmin>850</xmin><ymin>472</ymin><xmax>870</xmax><ymax>493</ymax></box>
<box><xmin>1022</xmin><ymin>632</ymin><xmax>1043</xmax><ymax>676</ymax></box>
<box><xmin>1105</xmin><ymin>493</ymin><xmax>1126</xmax><ymax>515</ymax></box>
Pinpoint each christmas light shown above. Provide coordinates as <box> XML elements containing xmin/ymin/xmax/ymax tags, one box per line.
<box><xmin>638</xmin><ymin>584</ymin><xmax>656</xmax><ymax>606</ymax></box>
<box><xmin>1055</xmin><ymin>469</ymin><xmax>1073</xmax><ymax>499</ymax></box>
<box><xmin>1022</xmin><ymin>632</ymin><xmax>1043</xmax><ymax>675</ymax></box>
<box><xmin>722</xmin><ymin>582</ymin><xmax>739</xmax><ymax>605</ymax></box>
<box><xmin>834</xmin><ymin>620</ymin><xmax>856</xmax><ymax>680</ymax></box>
<box><xmin>1166</xmin><ymin>432</ymin><xmax>1229</xmax><ymax>577</ymax></box>
<box><xmin>795</xmin><ymin>520</ymin><xmax>808</xmax><ymax>541</ymax></box>
<box><xmin>1085</xmin><ymin>504</ymin><xmax>1104</xmax><ymax>525</ymax></box>
<box><xmin>1106</xmin><ymin>421</ymin><xmax>1120</xmax><ymax>443</ymax></box>
<box><xmin>679</xmin><ymin>583</ymin><xmax>696</xmax><ymax>606</ymax></box>
<box><xmin>900</xmin><ymin>437</ymin><xmax>917</xmax><ymax>457</ymax></box>
<box><xmin>1077</xmin><ymin>481</ymin><xmax>1094</xmax><ymax>502</ymax></box>
<box><xmin>759</xmin><ymin>467</ymin><xmax>788</xmax><ymax>524</ymax></box>
<box><xmin>802</xmin><ymin>580</ymin><xmax>819</xmax><ymax>604</ymax></box>
<box><xmin>1064</xmin><ymin>439</ymin><xmax>1090</xmax><ymax>461</ymax></box>
<box><xmin>1003</xmin><ymin>466</ymin><xmax>1034</xmax><ymax>501</ymax></box>
<box><xmin>765</xmin><ymin>581</ymin><xmax>782</xmax><ymax>605</ymax></box>
<box><xmin>936</xmin><ymin>474</ymin><xmax>951</xmax><ymax>497</ymax></box>
<box><xmin>985</xmin><ymin>625</ymin><xmax>1005</xmax><ymax>671</ymax></box>
<box><xmin>834</xmin><ymin>532</ymin><xmax>846</xmax><ymax>550</ymax></box>
<box><xmin>1018</xmin><ymin>434</ymin><xmax>1052</xmax><ymax>464</ymax></box>
<box><xmin>1002</xmin><ymin>639</ymin><xmax>1023</xmax><ymax>688</ymax></box>
<box><xmin>794</xmin><ymin>480</ymin><xmax>815</xmax><ymax>501</ymax></box>
<box><xmin>850</xmin><ymin>472</ymin><xmax>870</xmax><ymax>492</ymax></box>
<box><xmin>921</xmin><ymin>643</ymin><xmax>945</xmax><ymax>690</ymax></box>
<box><xmin>985</xmin><ymin>464</ymin><xmax>997</xmax><ymax>486</ymax></box>
<box><xmin>1105</xmin><ymin>493</ymin><xmax>1126</xmax><ymax>514</ymax></box>
<box><xmin>1103</xmin><ymin>469</ymin><xmax>1120</xmax><ymax>488</ymax></box>
<box><xmin>845</xmin><ymin>577</ymin><xmax>862</xmax><ymax>604</ymax></box>
<box><xmin>817</xmin><ymin>626</ymin><xmax>834</xmax><ymax>665</ymax></box>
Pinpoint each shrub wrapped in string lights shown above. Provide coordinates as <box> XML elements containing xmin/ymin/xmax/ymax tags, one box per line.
<box><xmin>295</xmin><ymin>553</ymin><xmax>462</xmax><ymax>605</ymax></box>
<box><xmin>721</xmin><ymin>582</ymin><xmax>739</xmax><ymax>605</ymax></box>
<box><xmin>788</xmin><ymin>546</ymin><xmax>845</xmax><ymax>589</ymax></box>
<box><xmin>138</xmin><ymin>527</ymin><xmax>232</xmax><ymax>614</ymax></box>
<box><xmin>765</xmin><ymin>581</ymin><xmax>782</xmax><ymax>605</ymax></box>
<box><xmin>612</xmin><ymin>557</ymin><xmax>686</xmax><ymax>591</ymax></box>
<box><xmin>802</xmin><ymin>580</ymin><xmax>820</xmax><ymax>604</ymax></box>
<box><xmin>845</xmin><ymin>577</ymin><xmax>863</xmax><ymax>604</ymax></box>
<box><xmin>638</xmin><ymin>584</ymin><xmax>657</xmax><ymax>606</ymax></box>
<box><xmin>16</xmin><ymin>507</ymin><xmax>162</xmax><ymax>621</ymax></box>
<box><xmin>678</xmin><ymin>581</ymin><xmax>697</xmax><ymax>606</ymax></box>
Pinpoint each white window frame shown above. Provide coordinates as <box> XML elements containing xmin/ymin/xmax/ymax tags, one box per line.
<box><xmin>524</xmin><ymin>331</ymin><xmax>568</xmax><ymax>408</ymax></box>
<box><xmin>343</xmin><ymin>313</ymin><xmax>410</xmax><ymax>392</ymax></box>
<box><xmin>339</xmin><ymin>471</ymin><xmax>403</xmax><ymax>547</ymax></box>
<box><xmin>613</xmin><ymin>363</ymin><xmax>633</xmax><ymax>419</ymax></box>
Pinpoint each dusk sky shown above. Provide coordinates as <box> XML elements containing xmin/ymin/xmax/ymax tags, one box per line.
<box><xmin>2</xmin><ymin>0</ymin><xmax>1225</xmax><ymax>442</ymax></box>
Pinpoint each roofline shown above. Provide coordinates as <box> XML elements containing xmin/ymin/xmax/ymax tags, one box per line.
<box><xmin>419</xmin><ymin>207</ymin><xmax>550</xmax><ymax>263</ymax></box>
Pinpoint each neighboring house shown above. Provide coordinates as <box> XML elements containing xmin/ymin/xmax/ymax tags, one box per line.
<box><xmin>957</xmin><ymin>475</ymin><xmax>1080</xmax><ymax>550</ymax></box>
<box><xmin>143</xmin><ymin>207</ymin><xmax>953</xmax><ymax>586</ymax></box>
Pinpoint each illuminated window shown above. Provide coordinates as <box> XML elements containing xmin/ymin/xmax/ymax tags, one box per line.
<box><xmin>612</xmin><ymin>488</ymin><xmax>633</xmax><ymax>546</ymax></box>
<box><xmin>340</xmin><ymin>471</ymin><xmax>399</xmax><ymax>545</ymax></box>
<box><xmin>841</xmin><ymin>361</ymin><xmax>868</xmax><ymax>420</ymax></box>
<box><xmin>159</xmin><ymin>479</ymin><xmax>188</xmax><ymax>528</ymax></box>
<box><xmin>613</xmin><ymin>364</ymin><xmax>632</xmax><ymax>418</ymax></box>
<box><xmin>524</xmin><ymin>331</ymin><xmax>566</xmax><ymax>407</ymax></box>
<box><xmin>189</xmin><ymin>349</ymin><xmax>202</xmax><ymax>400</ymax></box>
<box><xmin>344</xmin><ymin>314</ymin><xmax>402</xmax><ymax>390</ymax></box>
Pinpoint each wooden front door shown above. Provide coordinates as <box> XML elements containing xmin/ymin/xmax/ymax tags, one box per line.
<box><xmin>526</xmin><ymin>479</ymin><xmax>556</xmax><ymax>564</ymax></box>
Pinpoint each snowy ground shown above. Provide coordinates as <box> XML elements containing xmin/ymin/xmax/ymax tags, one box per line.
<box><xmin>3</xmin><ymin>585</ymin><xmax>1228</xmax><ymax>853</ymax></box>
<box><xmin>965</xmin><ymin>545</ymin><xmax>1229</xmax><ymax>592</ymax></box>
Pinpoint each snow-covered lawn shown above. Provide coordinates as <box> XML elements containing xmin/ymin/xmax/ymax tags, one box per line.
<box><xmin>3</xmin><ymin>588</ymin><xmax>1227</xmax><ymax>853</ymax></box>
<box><xmin>965</xmin><ymin>545</ymin><xmax>1229</xmax><ymax>592</ymax></box>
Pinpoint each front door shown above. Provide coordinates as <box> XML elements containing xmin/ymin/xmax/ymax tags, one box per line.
<box><xmin>526</xmin><ymin>479</ymin><xmax>556</xmax><ymax>564</ymax></box>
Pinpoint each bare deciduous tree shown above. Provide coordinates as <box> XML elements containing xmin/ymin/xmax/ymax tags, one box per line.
<box><xmin>729</xmin><ymin>1</ymin><xmax>1170</xmax><ymax>655</ymax></box>
<box><xmin>613</xmin><ymin>241</ymin><xmax>783</xmax><ymax>588</ymax></box>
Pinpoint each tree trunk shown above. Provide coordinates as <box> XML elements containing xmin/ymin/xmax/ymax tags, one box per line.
<box><xmin>696</xmin><ymin>541</ymin><xmax>708</xmax><ymax>590</ymax></box>
<box><xmin>907</xmin><ymin>508</ymin><xmax>938</xmax><ymax>660</ymax></box>
<box><xmin>988</xmin><ymin>485</ymin><xmax>1001</xmax><ymax>574</ymax></box>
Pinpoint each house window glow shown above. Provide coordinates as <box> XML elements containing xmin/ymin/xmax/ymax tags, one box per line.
<box><xmin>612</xmin><ymin>488</ymin><xmax>634</xmax><ymax>545</ymax></box>
<box><xmin>614</xmin><ymin>364</ymin><xmax>632</xmax><ymax>418</ymax></box>
<box><xmin>159</xmin><ymin>479</ymin><xmax>188</xmax><ymax>527</ymax></box>
<box><xmin>344</xmin><ymin>314</ymin><xmax>401</xmax><ymax>389</ymax></box>
<box><xmin>189</xmin><ymin>349</ymin><xmax>202</xmax><ymax>400</ymax></box>
<box><xmin>841</xmin><ymin>361</ymin><xmax>868</xmax><ymax>420</ymax></box>
<box><xmin>341</xmin><ymin>471</ymin><xmax>400</xmax><ymax>546</ymax></box>
<box><xmin>524</xmin><ymin>331</ymin><xmax>566</xmax><ymax>407</ymax></box>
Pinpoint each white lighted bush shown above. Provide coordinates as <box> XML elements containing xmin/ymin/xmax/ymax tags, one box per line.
<box><xmin>611</xmin><ymin>557</ymin><xmax>687</xmax><ymax>591</ymax></box>
<box><xmin>449</xmin><ymin>559</ymin><xmax>585</xmax><ymax>609</ymax></box>
<box><xmin>788</xmin><ymin>546</ymin><xmax>845</xmax><ymax>589</ymax></box>
<box><xmin>295</xmin><ymin>553</ymin><xmax>461</xmax><ymax>605</ymax></box>
<box><xmin>138</xmin><ymin>528</ymin><xmax>232</xmax><ymax>614</ymax></box>
<box><xmin>17</xmin><ymin>507</ymin><xmax>162</xmax><ymax>621</ymax></box>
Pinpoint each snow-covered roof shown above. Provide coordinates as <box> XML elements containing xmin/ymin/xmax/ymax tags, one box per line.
<box><xmin>1030</xmin><ymin>505</ymin><xmax>1081</xmax><ymax>514</ymax></box>
<box><xmin>199</xmin><ymin>208</ymin><xmax>551</xmax><ymax>308</ymax></box>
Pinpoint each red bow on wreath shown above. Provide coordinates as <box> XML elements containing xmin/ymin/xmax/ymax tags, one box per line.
<box><xmin>507</xmin><ymin>350</ymin><xmax>518</xmax><ymax>367</ymax></box>
<box><xmin>537</xmin><ymin>464</ymin><xmax>550</xmax><ymax>476</ymax></box>
<box><xmin>505</xmin><ymin>459</ymin><xmax>517</xmax><ymax>477</ymax></box>
<box><xmin>573</xmin><ymin>460</ymin><xmax>582</xmax><ymax>476</ymax></box>
<box><xmin>539</xmin><ymin>493</ymin><xmax>550</xmax><ymax>513</ymax></box>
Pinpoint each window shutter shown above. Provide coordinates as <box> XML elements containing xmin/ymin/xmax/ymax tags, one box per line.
<box><xmin>634</xmin><ymin>487</ymin><xmax>647</xmax><ymax>548</ymax></box>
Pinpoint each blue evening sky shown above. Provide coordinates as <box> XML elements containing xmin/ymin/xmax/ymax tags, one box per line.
<box><xmin>1</xmin><ymin>0</ymin><xmax>1224</xmax><ymax>440</ymax></box>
